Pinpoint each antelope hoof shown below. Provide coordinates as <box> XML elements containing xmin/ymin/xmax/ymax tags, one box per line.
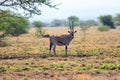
<box><xmin>54</xmin><ymin>54</ymin><xmax>57</xmax><ymax>57</ymax></box>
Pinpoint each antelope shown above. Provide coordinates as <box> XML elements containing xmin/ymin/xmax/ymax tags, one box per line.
<box><xmin>49</xmin><ymin>28</ymin><xmax>77</xmax><ymax>56</ymax></box>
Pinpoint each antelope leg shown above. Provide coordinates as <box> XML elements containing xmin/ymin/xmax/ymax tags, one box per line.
<box><xmin>65</xmin><ymin>46</ymin><xmax>68</xmax><ymax>56</ymax></box>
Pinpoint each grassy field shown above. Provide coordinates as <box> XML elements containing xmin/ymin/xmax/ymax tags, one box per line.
<box><xmin>0</xmin><ymin>27</ymin><xmax>120</xmax><ymax>80</ymax></box>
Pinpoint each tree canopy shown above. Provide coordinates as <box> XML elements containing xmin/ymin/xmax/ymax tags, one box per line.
<box><xmin>99</xmin><ymin>15</ymin><xmax>115</xmax><ymax>29</ymax></box>
<box><xmin>32</xmin><ymin>21</ymin><xmax>44</xmax><ymax>28</ymax></box>
<box><xmin>0</xmin><ymin>10</ymin><xmax>29</xmax><ymax>37</ymax></box>
<box><xmin>67</xmin><ymin>16</ymin><xmax>80</xmax><ymax>29</ymax></box>
<box><xmin>0</xmin><ymin>0</ymin><xmax>57</xmax><ymax>16</ymax></box>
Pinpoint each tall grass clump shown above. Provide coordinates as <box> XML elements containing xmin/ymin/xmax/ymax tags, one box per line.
<box><xmin>97</xmin><ymin>26</ymin><xmax>110</xmax><ymax>32</ymax></box>
<box><xmin>34</xmin><ymin>28</ymin><xmax>46</xmax><ymax>37</ymax></box>
<box><xmin>0</xmin><ymin>40</ymin><xmax>8</xmax><ymax>47</ymax></box>
<box><xmin>32</xmin><ymin>21</ymin><xmax>50</xmax><ymax>37</ymax></box>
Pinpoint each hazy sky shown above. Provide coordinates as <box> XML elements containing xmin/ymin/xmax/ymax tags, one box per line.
<box><xmin>29</xmin><ymin>0</ymin><xmax>120</xmax><ymax>22</ymax></box>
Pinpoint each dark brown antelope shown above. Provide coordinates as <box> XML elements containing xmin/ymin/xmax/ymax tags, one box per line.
<box><xmin>49</xmin><ymin>19</ymin><xmax>77</xmax><ymax>56</ymax></box>
<box><xmin>49</xmin><ymin>29</ymin><xmax>77</xmax><ymax>56</ymax></box>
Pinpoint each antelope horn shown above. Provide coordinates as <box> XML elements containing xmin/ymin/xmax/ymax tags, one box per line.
<box><xmin>69</xmin><ymin>19</ymin><xmax>72</xmax><ymax>30</ymax></box>
<box><xmin>71</xmin><ymin>20</ymin><xmax>74</xmax><ymax>31</ymax></box>
<box><xmin>69</xmin><ymin>19</ymin><xmax>74</xmax><ymax>31</ymax></box>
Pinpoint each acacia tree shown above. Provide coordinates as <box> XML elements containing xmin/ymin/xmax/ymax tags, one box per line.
<box><xmin>99</xmin><ymin>15</ymin><xmax>115</xmax><ymax>29</ymax></box>
<box><xmin>0</xmin><ymin>0</ymin><xmax>57</xmax><ymax>16</ymax></box>
<box><xmin>0</xmin><ymin>10</ymin><xmax>29</xmax><ymax>47</ymax></box>
<box><xmin>0</xmin><ymin>10</ymin><xmax>29</xmax><ymax>38</ymax></box>
<box><xmin>33</xmin><ymin>21</ymin><xmax>44</xmax><ymax>28</ymax></box>
<box><xmin>67</xmin><ymin>16</ymin><xmax>79</xmax><ymax>29</ymax></box>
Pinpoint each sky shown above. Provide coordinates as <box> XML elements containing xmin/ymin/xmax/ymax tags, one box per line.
<box><xmin>29</xmin><ymin>0</ymin><xmax>120</xmax><ymax>22</ymax></box>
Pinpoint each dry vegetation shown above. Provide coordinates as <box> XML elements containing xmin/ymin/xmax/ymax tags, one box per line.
<box><xmin>0</xmin><ymin>27</ymin><xmax>120</xmax><ymax>80</ymax></box>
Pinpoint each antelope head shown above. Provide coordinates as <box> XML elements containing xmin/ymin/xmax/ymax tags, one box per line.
<box><xmin>68</xmin><ymin>19</ymin><xmax>77</xmax><ymax>37</ymax></box>
<box><xmin>68</xmin><ymin>29</ymin><xmax>77</xmax><ymax>38</ymax></box>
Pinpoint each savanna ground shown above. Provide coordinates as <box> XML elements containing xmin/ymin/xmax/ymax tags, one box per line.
<box><xmin>0</xmin><ymin>27</ymin><xmax>120</xmax><ymax>80</ymax></box>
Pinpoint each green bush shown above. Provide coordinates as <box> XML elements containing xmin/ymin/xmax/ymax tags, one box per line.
<box><xmin>0</xmin><ymin>41</ymin><xmax>8</xmax><ymax>47</ymax></box>
<box><xmin>0</xmin><ymin>10</ymin><xmax>29</xmax><ymax>37</ymax></box>
<box><xmin>97</xmin><ymin>26</ymin><xmax>110</xmax><ymax>32</ymax></box>
<box><xmin>34</xmin><ymin>28</ymin><xmax>46</xmax><ymax>37</ymax></box>
<box><xmin>32</xmin><ymin>21</ymin><xmax>44</xmax><ymax>28</ymax></box>
<box><xmin>98</xmin><ymin>15</ymin><xmax>115</xmax><ymax>29</ymax></box>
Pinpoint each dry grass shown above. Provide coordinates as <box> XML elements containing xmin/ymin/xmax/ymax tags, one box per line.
<box><xmin>1</xmin><ymin>27</ymin><xmax>120</xmax><ymax>55</ymax></box>
<box><xmin>0</xmin><ymin>27</ymin><xmax>120</xmax><ymax>80</ymax></box>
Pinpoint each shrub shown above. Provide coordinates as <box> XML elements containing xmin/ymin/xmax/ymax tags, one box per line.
<box><xmin>32</xmin><ymin>21</ymin><xmax>44</xmax><ymax>28</ymax></box>
<box><xmin>0</xmin><ymin>41</ymin><xmax>8</xmax><ymax>47</ymax></box>
<box><xmin>34</xmin><ymin>28</ymin><xmax>46</xmax><ymax>37</ymax></box>
<box><xmin>98</xmin><ymin>15</ymin><xmax>115</xmax><ymax>29</ymax></box>
<box><xmin>0</xmin><ymin>10</ymin><xmax>29</xmax><ymax>37</ymax></box>
<box><xmin>97</xmin><ymin>26</ymin><xmax>110</xmax><ymax>32</ymax></box>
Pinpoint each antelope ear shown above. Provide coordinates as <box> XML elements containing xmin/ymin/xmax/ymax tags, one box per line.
<box><xmin>68</xmin><ymin>31</ymin><xmax>70</xmax><ymax>33</ymax></box>
<box><xmin>74</xmin><ymin>30</ymin><xmax>77</xmax><ymax>33</ymax></box>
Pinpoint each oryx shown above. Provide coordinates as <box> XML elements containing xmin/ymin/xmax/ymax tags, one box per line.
<box><xmin>49</xmin><ymin>28</ymin><xmax>77</xmax><ymax>56</ymax></box>
<box><xmin>49</xmin><ymin>19</ymin><xmax>77</xmax><ymax>56</ymax></box>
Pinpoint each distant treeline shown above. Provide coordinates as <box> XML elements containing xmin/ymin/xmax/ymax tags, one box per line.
<box><xmin>44</xmin><ymin>17</ymin><xmax>99</xmax><ymax>27</ymax></box>
<box><xmin>39</xmin><ymin>15</ymin><xmax>120</xmax><ymax>28</ymax></box>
